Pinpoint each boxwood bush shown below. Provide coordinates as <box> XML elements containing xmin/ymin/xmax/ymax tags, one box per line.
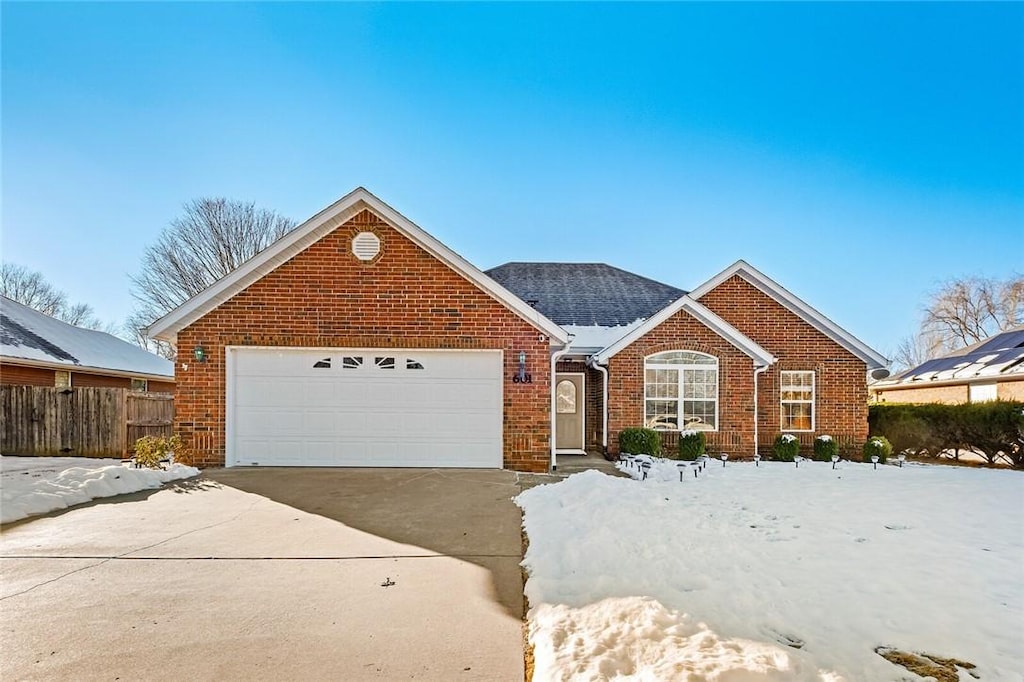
<box><xmin>862</xmin><ymin>435</ymin><xmax>892</xmax><ymax>463</ymax></box>
<box><xmin>619</xmin><ymin>427</ymin><xmax>661</xmax><ymax>456</ymax></box>
<box><xmin>813</xmin><ymin>434</ymin><xmax>839</xmax><ymax>462</ymax></box>
<box><xmin>772</xmin><ymin>433</ymin><xmax>800</xmax><ymax>462</ymax></box>
<box><xmin>677</xmin><ymin>430</ymin><xmax>706</xmax><ymax>461</ymax></box>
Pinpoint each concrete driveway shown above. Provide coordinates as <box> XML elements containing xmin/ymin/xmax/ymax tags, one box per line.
<box><xmin>1</xmin><ymin>468</ymin><xmax>550</xmax><ymax>681</ymax></box>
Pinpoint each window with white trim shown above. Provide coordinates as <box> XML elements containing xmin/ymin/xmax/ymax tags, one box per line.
<box><xmin>131</xmin><ymin>378</ymin><xmax>148</xmax><ymax>391</ymax></box>
<box><xmin>54</xmin><ymin>370</ymin><xmax>71</xmax><ymax>388</ymax></box>
<box><xmin>781</xmin><ymin>371</ymin><xmax>814</xmax><ymax>431</ymax></box>
<box><xmin>644</xmin><ymin>351</ymin><xmax>718</xmax><ymax>431</ymax></box>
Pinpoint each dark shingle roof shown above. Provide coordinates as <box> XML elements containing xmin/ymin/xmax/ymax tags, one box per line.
<box><xmin>485</xmin><ymin>263</ymin><xmax>685</xmax><ymax>326</ymax></box>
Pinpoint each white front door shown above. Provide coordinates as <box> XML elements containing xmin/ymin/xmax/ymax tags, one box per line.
<box><xmin>228</xmin><ymin>348</ymin><xmax>503</xmax><ymax>468</ymax></box>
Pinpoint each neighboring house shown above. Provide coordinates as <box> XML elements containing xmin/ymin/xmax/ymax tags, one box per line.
<box><xmin>871</xmin><ymin>326</ymin><xmax>1024</xmax><ymax>404</ymax></box>
<box><xmin>147</xmin><ymin>188</ymin><xmax>887</xmax><ymax>472</ymax></box>
<box><xmin>1</xmin><ymin>296</ymin><xmax>174</xmax><ymax>392</ymax></box>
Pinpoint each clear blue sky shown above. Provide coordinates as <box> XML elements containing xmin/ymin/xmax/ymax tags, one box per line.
<box><xmin>3</xmin><ymin>2</ymin><xmax>1022</xmax><ymax>358</ymax></box>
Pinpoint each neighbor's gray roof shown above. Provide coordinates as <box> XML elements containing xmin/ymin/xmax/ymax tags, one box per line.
<box><xmin>485</xmin><ymin>263</ymin><xmax>685</xmax><ymax>327</ymax></box>
<box><xmin>881</xmin><ymin>325</ymin><xmax>1024</xmax><ymax>386</ymax></box>
<box><xmin>1</xmin><ymin>296</ymin><xmax>174</xmax><ymax>379</ymax></box>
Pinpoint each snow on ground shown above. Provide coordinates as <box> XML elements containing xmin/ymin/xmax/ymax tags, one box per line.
<box><xmin>1</xmin><ymin>455</ymin><xmax>198</xmax><ymax>524</ymax></box>
<box><xmin>516</xmin><ymin>460</ymin><xmax>1023</xmax><ymax>681</ymax></box>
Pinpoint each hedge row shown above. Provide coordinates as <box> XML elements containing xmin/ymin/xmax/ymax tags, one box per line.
<box><xmin>868</xmin><ymin>401</ymin><xmax>1024</xmax><ymax>468</ymax></box>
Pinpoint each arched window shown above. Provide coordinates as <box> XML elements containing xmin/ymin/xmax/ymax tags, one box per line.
<box><xmin>644</xmin><ymin>351</ymin><xmax>718</xmax><ymax>431</ymax></box>
<box><xmin>556</xmin><ymin>379</ymin><xmax>577</xmax><ymax>414</ymax></box>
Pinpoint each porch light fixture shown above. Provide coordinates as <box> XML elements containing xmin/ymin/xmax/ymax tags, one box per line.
<box><xmin>193</xmin><ymin>344</ymin><xmax>208</xmax><ymax>363</ymax></box>
<box><xmin>513</xmin><ymin>350</ymin><xmax>531</xmax><ymax>383</ymax></box>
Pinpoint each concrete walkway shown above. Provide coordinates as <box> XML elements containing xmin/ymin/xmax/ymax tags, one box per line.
<box><xmin>1</xmin><ymin>468</ymin><xmax>550</xmax><ymax>681</ymax></box>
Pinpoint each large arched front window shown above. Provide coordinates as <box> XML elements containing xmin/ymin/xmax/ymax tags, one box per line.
<box><xmin>644</xmin><ymin>351</ymin><xmax>718</xmax><ymax>431</ymax></box>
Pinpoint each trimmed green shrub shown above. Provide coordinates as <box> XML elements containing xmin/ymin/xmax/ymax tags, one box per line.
<box><xmin>772</xmin><ymin>433</ymin><xmax>800</xmax><ymax>462</ymax></box>
<box><xmin>862</xmin><ymin>436</ymin><xmax>892</xmax><ymax>463</ymax></box>
<box><xmin>134</xmin><ymin>434</ymin><xmax>182</xmax><ymax>469</ymax></box>
<box><xmin>677</xmin><ymin>430</ymin><xmax>707</xmax><ymax>461</ymax></box>
<box><xmin>869</xmin><ymin>401</ymin><xmax>1023</xmax><ymax>468</ymax></box>
<box><xmin>619</xmin><ymin>428</ymin><xmax>661</xmax><ymax>456</ymax></box>
<box><xmin>813</xmin><ymin>434</ymin><xmax>839</xmax><ymax>462</ymax></box>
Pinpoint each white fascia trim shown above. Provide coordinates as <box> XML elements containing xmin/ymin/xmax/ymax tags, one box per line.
<box><xmin>0</xmin><ymin>356</ymin><xmax>174</xmax><ymax>382</ymax></box>
<box><xmin>593</xmin><ymin>296</ymin><xmax>776</xmax><ymax>367</ymax></box>
<box><xmin>146</xmin><ymin>188</ymin><xmax>568</xmax><ymax>345</ymax></box>
<box><xmin>689</xmin><ymin>260</ymin><xmax>888</xmax><ymax>370</ymax></box>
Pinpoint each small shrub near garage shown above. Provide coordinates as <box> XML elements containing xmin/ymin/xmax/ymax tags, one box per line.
<box><xmin>862</xmin><ymin>436</ymin><xmax>892</xmax><ymax>464</ymax></box>
<box><xmin>772</xmin><ymin>433</ymin><xmax>800</xmax><ymax>462</ymax></box>
<box><xmin>813</xmin><ymin>434</ymin><xmax>839</xmax><ymax>462</ymax></box>
<box><xmin>619</xmin><ymin>428</ymin><xmax>661</xmax><ymax>456</ymax></box>
<box><xmin>133</xmin><ymin>434</ymin><xmax>182</xmax><ymax>469</ymax></box>
<box><xmin>677</xmin><ymin>429</ymin><xmax>706</xmax><ymax>461</ymax></box>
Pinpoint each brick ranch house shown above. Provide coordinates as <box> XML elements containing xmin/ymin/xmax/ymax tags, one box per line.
<box><xmin>147</xmin><ymin>188</ymin><xmax>887</xmax><ymax>473</ymax></box>
<box><xmin>2</xmin><ymin>296</ymin><xmax>174</xmax><ymax>392</ymax></box>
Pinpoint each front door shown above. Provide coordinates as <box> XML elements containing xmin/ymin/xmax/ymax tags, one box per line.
<box><xmin>555</xmin><ymin>373</ymin><xmax>585</xmax><ymax>451</ymax></box>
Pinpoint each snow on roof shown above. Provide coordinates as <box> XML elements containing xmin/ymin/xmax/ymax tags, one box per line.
<box><xmin>1</xmin><ymin>297</ymin><xmax>173</xmax><ymax>379</ymax></box>
<box><xmin>562</xmin><ymin>320</ymin><xmax>647</xmax><ymax>352</ymax></box>
<box><xmin>879</xmin><ymin>325</ymin><xmax>1024</xmax><ymax>387</ymax></box>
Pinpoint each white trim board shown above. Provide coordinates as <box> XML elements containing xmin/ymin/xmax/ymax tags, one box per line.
<box><xmin>593</xmin><ymin>296</ymin><xmax>776</xmax><ymax>367</ymax></box>
<box><xmin>689</xmin><ymin>260</ymin><xmax>888</xmax><ymax>370</ymax></box>
<box><xmin>147</xmin><ymin>188</ymin><xmax>568</xmax><ymax>346</ymax></box>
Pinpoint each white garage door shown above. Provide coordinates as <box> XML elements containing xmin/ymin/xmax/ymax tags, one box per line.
<box><xmin>228</xmin><ymin>348</ymin><xmax>503</xmax><ymax>468</ymax></box>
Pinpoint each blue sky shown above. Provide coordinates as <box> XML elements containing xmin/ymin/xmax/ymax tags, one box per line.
<box><xmin>3</xmin><ymin>2</ymin><xmax>1022</xmax><ymax>358</ymax></box>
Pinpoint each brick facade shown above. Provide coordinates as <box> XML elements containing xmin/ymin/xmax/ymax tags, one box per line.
<box><xmin>605</xmin><ymin>308</ymin><xmax>757</xmax><ymax>457</ymax></box>
<box><xmin>697</xmin><ymin>275</ymin><xmax>869</xmax><ymax>457</ymax></box>
<box><xmin>175</xmin><ymin>209</ymin><xmax>552</xmax><ymax>472</ymax></box>
<box><xmin>872</xmin><ymin>378</ymin><xmax>1024</xmax><ymax>404</ymax></box>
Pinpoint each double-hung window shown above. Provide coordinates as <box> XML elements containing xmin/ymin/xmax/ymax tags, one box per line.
<box><xmin>781</xmin><ymin>371</ymin><xmax>814</xmax><ymax>431</ymax></box>
<box><xmin>644</xmin><ymin>351</ymin><xmax>718</xmax><ymax>431</ymax></box>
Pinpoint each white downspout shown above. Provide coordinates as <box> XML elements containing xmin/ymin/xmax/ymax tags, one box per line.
<box><xmin>588</xmin><ymin>357</ymin><xmax>610</xmax><ymax>455</ymax></box>
<box><xmin>753</xmin><ymin>364</ymin><xmax>769</xmax><ymax>458</ymax></box>
<box><xmin>550</xmin><ymin>342</ymin><xmax>572</xmax><ymax>472</ymax></box>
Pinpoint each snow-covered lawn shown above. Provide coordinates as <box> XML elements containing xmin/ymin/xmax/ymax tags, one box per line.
<box><xmin>1</xmin><ymin>455</ymin><xmax>198</xmax><ymax>524</ymax></box>
<box><xmin>516</xmin><ymin>459</ymin><xmax>1023</xmax><ymax>681</ymax></box>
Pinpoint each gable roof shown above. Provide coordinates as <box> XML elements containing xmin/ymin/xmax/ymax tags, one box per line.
<box><xmin>1</xmin><ymin>297</ymin><xmax>173</xmax><ymax>379</ymax></box>
<box><xmin>689</xmin><ymin>260</ymin><xmax>888</xmax><ymax>370</ymax></box>
<box><xmin>593</xmin><ymin>295</ymin><xmax>776</xmax><ymax>367</ymax></box>
<box><xmin>485</xmin><ymin>262</ymin><xmax>685</xmax><ymax>327</ymax></box>
<box><xmin>877</xmin><ymin>325</ymin><xmax>1024</xmax><ymax>387</ymax></box>
<box><xmin>146</xmin><ymin>188</ymin><xmax>569</xmax><ymax>345</ymax></box>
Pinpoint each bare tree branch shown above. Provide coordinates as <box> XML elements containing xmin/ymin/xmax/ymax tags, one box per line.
<box><xmin>1</xmin><ymin>262</ymin><xmax>106</xmax><ymax>330</ymax></box>
<box><xmin>127</xmin><ymin>198</ymin><xmax>296</xmax><ymax>358</ymax></box>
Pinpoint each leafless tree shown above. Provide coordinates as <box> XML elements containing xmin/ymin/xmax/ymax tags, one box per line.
<box><xmin>128</xmin><ymin>198</ymin><xmax>296</xmax><ymax>358</ymax></box>
<box><xmin>923</xmin><ymin>275</ymin><xmax>1023</xmax><ymax>349</ymax></box>
<box><xmin>1</xmin><ymin>262</ymin><xmax>106</xmax><ymax>329</ymax></box>
<box><xmin>893</xmin><ymin>274</ymin><xmax>1024</xmax><ymax>371</ymax></box>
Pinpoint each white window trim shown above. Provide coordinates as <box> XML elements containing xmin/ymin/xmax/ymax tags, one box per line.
<box><xmin>780</xmin><ymin>370</ymin><xmax>815</xmax><ymax>432</ymax></box>
<box><xmin>643</xmin><ymin>351</ymin><xmax>719</xmax><ymax>432</ymax></box>
<box><xmin>131</xmin><ymin>378</ymin><xmax>149</xmax><ymax>391</ymax></box>
<box><xmin>54</xmin><ymin>370</ymin><xmax>72</xmax><ymax>388</ymax></box>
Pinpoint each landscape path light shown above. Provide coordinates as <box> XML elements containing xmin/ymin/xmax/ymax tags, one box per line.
<box><xmin>720</xmin><ymin>453</ymin><xmax>729</xmax><ymax>467</ymax></box>
<box><xmin>753</xmin><ymin>453</ymin><xmax>761</xmax><ymax>467</ymax></box>
<box><xmin>871</xmin><ymin>454</ymin><xmax>879</xmax><ymax>470</ymax></box>
<box><xmin>897</xmin><ymin>453</ymin><xmax>906</xmax><ymax>468</ymax></box>
<box><xmin>831</xmin><ymin>454</ymin><xmax>840</xmax><ymax>470</ymax></box>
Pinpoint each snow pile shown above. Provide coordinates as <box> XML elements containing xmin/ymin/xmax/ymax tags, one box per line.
<box><xmin>1</xmin><ymin>456</ymin><xmax>198</xmax><ymax>524</ymax></box>
<box><xmin>516</xmin><ymin>463</ymin><xmax>1023</xmax><ymax>681</ymax></box>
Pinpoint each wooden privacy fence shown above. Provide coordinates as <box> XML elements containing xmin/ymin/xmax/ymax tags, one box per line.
<box><xmin>0</xmin><ymin>386</ymin><xmax>174</xmax><ymax>458</ymax></box>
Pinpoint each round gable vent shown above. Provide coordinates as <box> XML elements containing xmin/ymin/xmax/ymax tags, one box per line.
<box><xmin>352</xmin><ymin>231</ymin><xmax>381</xmax><ymax>261</ymax></box>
